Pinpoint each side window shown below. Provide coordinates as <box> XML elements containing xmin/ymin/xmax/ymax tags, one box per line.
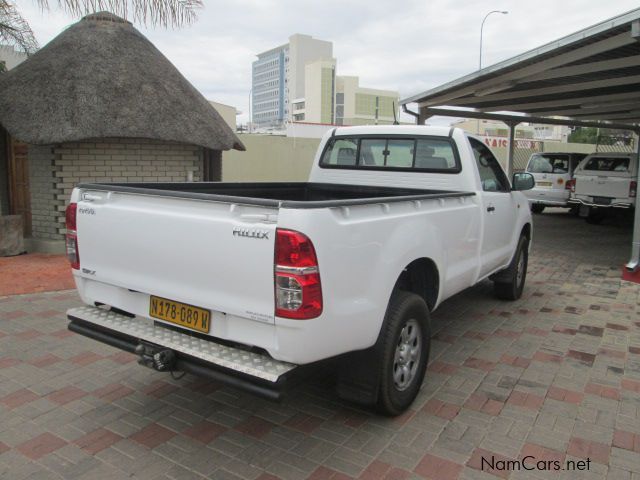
<box><xmin>469</xmin><ymin>138</ymin><xmax>509</xmax><ymax>192</ymax></box>
<box><xmin>321</xmin><ymin>138</ymin><xmax>357</xmax><ymax>166</ymax></box>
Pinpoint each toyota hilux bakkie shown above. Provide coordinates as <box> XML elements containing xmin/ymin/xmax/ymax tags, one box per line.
<box><xmin>66</xmin><ymin>126</ymin><xmax>534</xmax><ymax>415</ymax></box>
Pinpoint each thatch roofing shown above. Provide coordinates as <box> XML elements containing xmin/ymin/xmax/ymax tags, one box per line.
<box><xmin>0</xmin><ymin>12</ymin><xmax>245</xmax><ymax>151</ymax></box>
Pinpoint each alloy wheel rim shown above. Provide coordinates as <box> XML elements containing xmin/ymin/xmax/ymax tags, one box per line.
<box><xmin>393</xmin><ymin>318</ymin><xmax>422</xmax><ymax>391</ymax></box>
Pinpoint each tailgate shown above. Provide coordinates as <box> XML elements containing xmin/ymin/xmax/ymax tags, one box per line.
<box><xmin>575</xmin><ymin>174</ymin><xmax>630</xmax><ymax>199</ymax></box>
<box><xmin>532</xmin><ymin>172</ymin><xmax>568</xmax><ymax>190</ymax></box>
<box><xmin>76</xmin><ymin>189</ymin><xmax>278</xmax><ymax>324</ymax></box>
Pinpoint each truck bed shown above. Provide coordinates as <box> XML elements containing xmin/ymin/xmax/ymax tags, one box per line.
<box><xmin>77</xmin><ymin>182</ymin><xmax>475</xmax><ymax>208</ymax></box>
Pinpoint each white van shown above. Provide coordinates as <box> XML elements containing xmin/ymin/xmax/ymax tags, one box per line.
<box><xmin>524</xmin><ymin>152</ymin><xmax>587</xmax><ymax>213</ymax></box>
<box><xmin>568</xmin><ymin>152</ymin><xmax>638</xmax><ymax>223</ymax></box>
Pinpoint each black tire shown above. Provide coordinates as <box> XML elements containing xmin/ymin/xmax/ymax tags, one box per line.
<box><xmin>375</xmin><ymin>291</ymin><xmax>431</xmax><ymax>416</ymax></box>
<box><xmin>530</xmin><ymin>204</ymin><xmax>545</xmax><ymax>214</ymax></box>
<box><xmin>494</xmin><ymin>235</ymin><xmax>529</xmax><ymax>301</ymax></box>
<box><xmin>586</xmin><ymin>211</ymin><xmax>605</xmax><ymax>224</ymax></box>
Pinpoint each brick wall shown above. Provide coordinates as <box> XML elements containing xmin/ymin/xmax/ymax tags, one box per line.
<box><xmin>0</xmin><ymin>129</ymin><xmax>8</xmax><ymax>216</ymax></box>
<box><xmin>25</xmin><ymin>138</ymin><xmax>203</xmax><ymax>241</ymax></box>
<box><xmin>28</xmin><ymin>145</ymin><xmax>58</xmax><ymax>240</ymax></box>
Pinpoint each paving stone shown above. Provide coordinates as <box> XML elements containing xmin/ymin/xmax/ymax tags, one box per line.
<box><xmin>0</xmin><ymin>215</ymin><xmax>639</xmax><ymax>479</ymax></box>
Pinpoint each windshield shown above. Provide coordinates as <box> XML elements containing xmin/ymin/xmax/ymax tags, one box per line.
<box><xmin>527</xmin><ymin>154</ymin><xmax>569</xmax><ymax>174</ymax></box>
<box><xmin>582</xmin><ymin>156</ymin><xmax>630</xmax><ymax>172</ymax></box>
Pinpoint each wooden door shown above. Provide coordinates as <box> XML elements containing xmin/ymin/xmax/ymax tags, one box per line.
<box><xmin>7</xmin><ymin>135</ymin><xmax>31</xmax><ymax>236</ymax></box>
<box><xmin>202</xmin><ymin>148</ymin><xmax>222</xmax><ymax>181</ymax></box>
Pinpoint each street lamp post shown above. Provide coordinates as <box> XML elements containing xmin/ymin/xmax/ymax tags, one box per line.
<box><xmin>479</xmin><ymin>10</ymin><xmax>508</xmax><ymax>70</ymax></box>
<box><xmin>477</xmin><ymin>10</ymin><xmax>508</xmax><ymax>134</ymax></box>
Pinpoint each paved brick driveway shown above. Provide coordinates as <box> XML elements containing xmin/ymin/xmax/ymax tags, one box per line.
<box><xmin>0</xmin><ymin>210</ymin><xmax>639</xmax><ymax>480</ymax></box>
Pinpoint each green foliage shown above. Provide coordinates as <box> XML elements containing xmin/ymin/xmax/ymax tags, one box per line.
<box><xmin>568</xmin><ymin>127</ymin><xmax>616</xmax><ymax>145</ymax></box>
<box><xmin>568</xmin><ymin>127</ymin><xmax>597</xmax><ymax>144</ymax></box>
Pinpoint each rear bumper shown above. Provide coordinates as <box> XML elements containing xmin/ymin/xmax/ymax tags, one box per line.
<box><xmin>567</xmin><ymin>198</ymin><xmax>633</xmax><ymax>209</ymax></box>
<box><xmin>527</xmin><ymin>198</ymin><xmax>570</xmax><ymax>207</ymax></box>
<box><xmin>525</xmin><ymin>188</ymin><xmax>570</xmax><ymax>207</ymax></box>
<box><xmin>67</xmin><ymin>305</ymin><xmax>300</xmax><ymax>400</ymax></box>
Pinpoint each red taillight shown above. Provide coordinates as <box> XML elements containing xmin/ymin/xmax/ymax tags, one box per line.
<box><xmin>274</xmin><ymin>229</ymin><xmax>322</xmax><ymax>319</ymax></box>
<box><xmin>65</xmin><ymin>203</ymin><xmax>80</xmax><ymax>270</ymax></box>
<box><xmin>566</xmin><ymin>179</ymin><xmax>576</xmax><ymax>192</ymax></box>
<box><xmin>630</xmin><ymin>181</ymin><xmax>637</xmax><ymax>198</ymax></box>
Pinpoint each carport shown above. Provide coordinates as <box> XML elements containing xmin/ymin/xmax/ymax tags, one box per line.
<box><xmin>401</xmin><ymin>7</ymin><xmax>640</xmax><ymax>282</ymax></box>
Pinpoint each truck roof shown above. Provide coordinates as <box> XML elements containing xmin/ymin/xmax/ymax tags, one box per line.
<box><xmin>332</xmin><ymin>125</ymin><xmax>453</xmax><ymax>137</ymax></box>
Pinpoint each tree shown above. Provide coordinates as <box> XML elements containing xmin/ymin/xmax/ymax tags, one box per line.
<box><xmin>1</xmin><ymin>0</ymin><xmax>202</xmax><ymax>56</ymax></box>
<box><xmin>1</xmin><ymin>1</ymin><xmax>39</xmax><ymax>54</ymax></box>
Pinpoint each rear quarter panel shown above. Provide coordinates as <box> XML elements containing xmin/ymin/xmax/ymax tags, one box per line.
<box><xmin>273</xmin><ymin>195</ymin><xmax>481</xmax><ymax>361</ymax></box>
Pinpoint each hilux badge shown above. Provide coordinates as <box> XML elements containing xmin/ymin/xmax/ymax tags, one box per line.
<box><xmin>232</xmin><ymin>228</ymin><xmax>269</xmax><ymax>239</ymax></box>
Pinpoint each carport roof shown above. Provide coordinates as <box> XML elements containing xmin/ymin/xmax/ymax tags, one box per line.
<box><xmin>401</xmin><ymin>8</ymin><xmax>640</xmax><ymax>127</ymax></box>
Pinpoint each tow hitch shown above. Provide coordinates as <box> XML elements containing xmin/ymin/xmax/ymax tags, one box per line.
<box><xmin>135</xmin><ymin>342</ymin><xmax>176</xmax><ymax>371</ymax></box>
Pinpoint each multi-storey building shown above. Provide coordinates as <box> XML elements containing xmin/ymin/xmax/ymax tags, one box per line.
<box><xmin>335</xmin><ymin>76</ymin><xmax>398</xmax><ymax>126</ymax></box>
<box><xmin>252</xmin><ymin>34</ymin><xmax>332</xmax><ymax>128</ymax></box>
<box><xmin>251</xmin><ymin>43</ymin><xmax>288</xmax><ymax>128</ymax></box>
<box><xmin>252</xmin><ymin>34</ymin><xmax>399</xmax><ymax>128</ymax></box>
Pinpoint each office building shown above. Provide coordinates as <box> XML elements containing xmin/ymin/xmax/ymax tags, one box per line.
<box><xmin>252</xmin><ymin>34</ymin><xmax>332</xmax><ymax>128</ymax></box>
<box><xmin>252</xmin><ymin>34</ymin><xmax>399</xmax><ymax>128</ymax></box>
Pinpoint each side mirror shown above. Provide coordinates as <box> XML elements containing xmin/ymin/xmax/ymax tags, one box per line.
<box><xmin>512</xmin><ymin>172</ymin><xmax>535</xmax><ymax>191</ymax></box>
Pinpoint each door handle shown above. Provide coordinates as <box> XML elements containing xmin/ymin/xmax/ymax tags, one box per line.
<box><xmin>487</xmin><ymin>206</ymin><xmax>495</xmax><ymax>212</ymax></box>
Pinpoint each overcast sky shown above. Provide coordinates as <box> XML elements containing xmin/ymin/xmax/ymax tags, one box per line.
<box><xmin>17</xmin><ymin>0</ymin><xmax>640</xmax><ymax>124</ymax></box>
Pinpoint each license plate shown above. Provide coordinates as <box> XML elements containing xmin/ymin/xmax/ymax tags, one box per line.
<box><xmin>592</xmin><ymin>197</ymin><xmax>612</xmax><ymax>205</ymax></box>
<box><xmin>149</xmin><ymin>296</ymin><xmax>211</xmax><ymax>333</ymax></box>
<box><xmin>536</xmin><ymin>181</ymin><xmax>552</xmax><ymax>187</ymax></box>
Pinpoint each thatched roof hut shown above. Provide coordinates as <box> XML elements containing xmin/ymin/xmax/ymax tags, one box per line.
<box><xmin>0</xmin><ymin>11</ymin><xmax>245</xmax><ymax>151</ymax></box>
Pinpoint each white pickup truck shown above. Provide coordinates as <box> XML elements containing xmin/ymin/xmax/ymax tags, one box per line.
<box><xmin>66</xmin><ymin>126</ymin><xmax>534</xmax><ymax>415</ymax></box>
<box><xmin>568</xmin><ymin>152</ymin><xmax>638</xmax><ymax>224</ymax></box>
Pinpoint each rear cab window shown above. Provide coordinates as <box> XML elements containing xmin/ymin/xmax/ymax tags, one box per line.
<box><xmin>582</xmin><ymin>156</ymin><xmax>631</xmax><ymax>172</ymax></box>
<box><xmin>320</xmin><ymin>135</ymin><xmax>461</xmax><ymax>173</ymax></box>
<box><xmin>527</xmin><ymin>154</ymin><xmax>569</xmax><ymax>174</ymax></box>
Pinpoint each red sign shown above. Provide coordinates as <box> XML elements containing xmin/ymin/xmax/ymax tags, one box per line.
<box><xmin>483</xmin><ymin>137</ymin><xmax>542</xmax><ymax>150</ymax></box>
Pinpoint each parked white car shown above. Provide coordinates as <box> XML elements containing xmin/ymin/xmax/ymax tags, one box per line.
<box><xmin>568</xmin><ymin>152</ymin><xmax>638</xmax><ymax>223</ymax></box>
<box><xmin>524</xmin><ymin>152</ymin><xmax>587</xmax><ymax>213</ymax></box>
<box><xmin>65</xmin><ymin>126</ymin><xmax>534</xmax><ymax>415</ymax></box>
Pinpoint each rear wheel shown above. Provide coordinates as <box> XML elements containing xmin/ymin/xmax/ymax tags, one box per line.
<box><xmin>375</xmin><ymin>291</ymin><xmax>431</xmax><ymax>416</ymax></box>
<box><xmin>530</xmin><ymin>204</ymin><xmax>545</xmax><ymax>214</ymax></box>
<box><xmin>586</xmin><ymin>210</ymin><xmax>605</xmax><ymax>224</ymax></box>
<box><xmin>494</xmin><ymin>235</ymin><xmax>528</xmax><ymax>301</ymax></box>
